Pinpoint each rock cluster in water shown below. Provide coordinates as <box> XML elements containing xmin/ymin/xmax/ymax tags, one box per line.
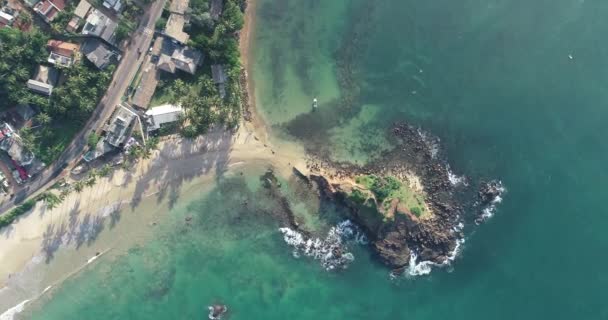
<box><xmin>288</xmin><ymin>122</ymin><xmax>505</xmax><ymax>275</ymax></box>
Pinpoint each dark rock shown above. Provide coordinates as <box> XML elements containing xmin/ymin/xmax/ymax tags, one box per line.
<box><xmin>374</xmin><ymin>231</ymin><xmax>411</xmax><ymax>268</ymax></box>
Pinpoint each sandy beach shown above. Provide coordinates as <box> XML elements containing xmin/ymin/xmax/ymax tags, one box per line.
<box><xmin>0</xmin><ymin>123</ymin><xmax>308</xmax><ymax>313</ymax></box>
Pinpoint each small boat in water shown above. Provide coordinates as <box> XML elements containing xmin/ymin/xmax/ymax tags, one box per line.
<box><xmin>312</xmin><ymin>98</ymin><xmax>318</xmax><ymax>111</ymax></box>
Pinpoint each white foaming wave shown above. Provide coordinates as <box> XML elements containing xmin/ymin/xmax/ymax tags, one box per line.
<box><xmin>417</xmin><ymin>128</ymin><xmax>440</xmax><ymax>159</ymax></box>
<box><xmin>0</xmin><ymin>300</ymin><xmax>30</xmax><ymax>320</ymax></box>
<box><xmin>478</xmin><ymin>181</ymin><xmax>506</xmax><ymax>222</ymax></box>
<box><xmin>279</xmin><ymin>220</ymin><xmax>365</xmax><ymax>271</ymax></box>
<box><xmin>406</xmin><ymin>238</ymin><xmax>465</xmax><ymax>277</ymax></box>
<box><xmin>446</xmin><ymin>165</ymin><xmax>468</xmax><ymax>186</ymax></box>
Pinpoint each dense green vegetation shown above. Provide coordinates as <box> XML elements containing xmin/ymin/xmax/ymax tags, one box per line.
<box><xmin>410</xmin><ymin>206</ymin><xmax>422</xmax><ymax>217</ymax></box>
<box><xmin>354</xmin><ymin>174</ymin><xmax>429</xmax><ymax>218</ymax></box>
<box><xmin>0</xmin><ymin>27</ymin><xmax>114</xmax><ymax>164</ymax></box>
<box><xmin>115</xmin><ymin>0</ymin><xmax>142</xmax><ymax>42</ymax></box>
<box><xmin>0</xmin><ymin>198</ymin><xmax>36</xmax><ymax>228</ymax></box>
<box><xmin>348</xmin><ymin>188</ymin><xmax>368</xmax><ymax>205</ymax></box>
<box><xmin>0</xmin><ymin>28</ymin><xmax>48</xmax><ymax>109</ymax></box>
<box><xmin>355</xmin><ymin>175</ymin><xmax>401</xmax><ymax>203</ymax></box>
<box><xmin>152</xmin><ymin>0</ymin><xmax>246</xmax><ymax>136</ymax></box>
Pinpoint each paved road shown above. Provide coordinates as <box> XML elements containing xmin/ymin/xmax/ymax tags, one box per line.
<box><xmin>0</xmin><ymin>0</ymin><xmax>166</xmax><ymax>214</ymax></box>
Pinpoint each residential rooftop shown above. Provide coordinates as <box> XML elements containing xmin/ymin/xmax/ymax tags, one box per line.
<box><xmin>73</xmin><ymin>0</ymin><xmax>91</xmax><ymax>18</ymax></box>
<box><xmin>81</xmin><ymin>39</ymin><xmax>116</xmax><ymax>69</ymax></box>
<box><xmin>82</xmin><ymin>8</ymin><xmax>118</xmax><ymax>45</ymax></box>
<box><xmin>145</xmin><ymin>104</ymin><xmax>183</xmax><ymax>131</ymax></box>
<box><xmin>168</xmin><ymin>0</ymin><xmax>189</xmax><ymax>14</ymax></box>
<box><xmin>27</xmin><ymin>65</ymin><xmax>59</xmax><ymax>96</ymax></box>
<box><xmin>164</xmin><ymin>13</ymin><xmax>189</xmax><ymax>44</ymax></box>
<box><xmin>104</xmin><ymin>105</ymin><xmax>138</xmax><ymax>147</ymax></box>
<box><xmin>34</xmin><ymin>0</ymin><xmax>65</xmax><ymax>22</ymax></box>
<box><xmin>47</xmin><ymin>40</ymin><xmax>80</xmax><ymax>67</ymax></box>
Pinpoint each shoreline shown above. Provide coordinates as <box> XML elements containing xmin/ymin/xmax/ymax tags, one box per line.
<box><xmin>0</xmin><ymin>124</ymin><xmax>309</xmax><ymax>313</ymax></box>
<box><xmin>239</xmin><ymin>0</ymin><xmax>272</xmax><ymax>145</ymax></box>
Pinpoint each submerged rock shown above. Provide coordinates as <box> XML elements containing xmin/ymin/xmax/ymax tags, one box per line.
<box><xmin>208</xmin><ymin>304</ymin><xmax>228</xmax><ymax>319</ymax></box>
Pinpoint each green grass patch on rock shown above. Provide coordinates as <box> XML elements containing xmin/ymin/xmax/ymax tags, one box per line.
<box><xmin>353</xmin><ymin>174</ymin><xmax>429</xmax><ymax>218</ymax></box>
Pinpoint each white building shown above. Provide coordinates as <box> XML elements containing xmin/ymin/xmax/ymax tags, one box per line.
<box><xmin>145</xmin><ymin>104</ymin><xmax>183</xmax><ymax>131</ymax></box>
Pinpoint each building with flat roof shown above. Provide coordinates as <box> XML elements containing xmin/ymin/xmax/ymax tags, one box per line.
<box><xmin>169</xmin><ymin>0</ymin><xmax>188</xmax><ymax>14</ymax></box>
<box><xmin>103</xmin><ymin>105</ymin><xmax>138</xmax><ymax>147</ymax></box>
<box><xmin>145</xmin><ymin>104</ymin><xmax>183</xmax><ymax>131</ymax></box>
<box><xmin>47</xmin><ymin>40</ymin><xmax>80</xmax><ymax>67</ymax></box>
<box><xmin>27</xmin><ymin>65</ymin><xmax>59</xmax><ymax>96</ymax></box>
<box><xmin>164</xmin><ymin>13</ymin><xmax>189</xmax><ymax>44</ymax></box>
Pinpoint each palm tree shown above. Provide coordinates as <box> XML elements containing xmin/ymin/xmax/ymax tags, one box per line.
<box><xmin>99</xmin><ymin>164</ymin><xmax>111</xmax><ymax>177</ymax></box>
<box><xmin>43</xmin><ymin>192</ymin><xmax>62</xmax><ymax>209</ymax></box>
<box><xmin>35</xmin><ymin>113</ymin><xmax>52</xmax><ymax>126</ymax></box>
<box><xmin>85</xmin><ymin>179</ymin><xmax>95</xmax><ymax>187</ymax></box>
<box><xmin>74</xmin><ymin>181</ymin><xmax>84</xmax><ymax>193</ymax></box>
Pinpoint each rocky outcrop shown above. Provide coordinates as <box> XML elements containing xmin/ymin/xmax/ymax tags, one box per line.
<box><xmin>283</xmin><ymin>122</ymin><xmax>503</xmax><ymax>274</ymax></box>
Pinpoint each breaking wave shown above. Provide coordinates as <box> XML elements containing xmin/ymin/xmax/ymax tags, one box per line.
<box><xmin>477</xmin><ymin>181</ymin><xmax>506</xmax><ymax>223</ymax></box>
<box><xmin>417</xmin><ymin>128</ymin><xmax>440</xmax><ymax>159</ymax></box>
<box><xmin>406</xmin><ymin>238</ymin><xmax>465</xmax><ymax>277</ymax></box>
<box><xmin>446</xmin><ymin>165</ymin><xmax>468</xmax><ymax>186</ymax></box>
<box><xmin>279</xmin><ymin>220</ymin><xmax>367</xmax><ymax>271</ymax></box>
<box><xmin>0</xmin><ymin>300</ymin><xmax>29</xmax><ymax>320</ymax></box>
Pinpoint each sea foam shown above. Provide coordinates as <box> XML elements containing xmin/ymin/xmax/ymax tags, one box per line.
<box><xmin>446</xmin><ymin>165</ymin><xmax>468</xmax><ymax>186</ymax></box>
<box><xmin>279</xmin><ymin>220</ymin><xmax>366</xmax><ymax>271</ymax></box>
<box><xmin>478</xmin><ymin>181</ymin><xmax>506</xmax><ymax>222</ymax></box>
<box><xmin>405</xmin><ymin>238</ymin><xmax>465</xmax><ymax>277</ymax></box>
<box><xmin>0</xmin><ymin>300</ymin><xmax>30</xmax><ymax>320</ymax></box>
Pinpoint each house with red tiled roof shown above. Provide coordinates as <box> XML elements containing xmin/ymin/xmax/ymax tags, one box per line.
<box><xmin>47</xmin><ymin>40</ymin><xmax>80</xmax><ymax>67</ymax></box>
<box><xmin>34</xmin><ymin>0</ymin><xmax>65</xmax><ymax>23</ymax></box>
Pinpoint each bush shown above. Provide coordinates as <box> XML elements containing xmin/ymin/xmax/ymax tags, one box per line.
<box><xmin>88</xmin><ymin>132</ymin><xmax>100</xmax><ymax>148</ymax></box>
<box><xmin>369</xmin><ymin>176</ymin><xmax>401</xmax><ymax>203</ymax></box>
<box><xmin>349</xmin><ymin>189</ymin><xmax>367</xmax><ymax>204</ymax></box>
<box><xmin>0</xmin><ymin>199</ymin><xmax>37</xmax><ymax>228</ymax></box>
<box><xmin>410</xmin><ymin>206</ymin><xmax>422</xmax><ymax>217</ymax></box>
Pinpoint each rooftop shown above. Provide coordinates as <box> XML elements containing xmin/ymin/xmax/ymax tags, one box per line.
<box><xmin>81</xmin><ymin>39</ymin><xmax>116</xmax><ymax>69</ymax></box>
<box><xmin>102</xmin><ymin>0</ymin><xmax>122</xmax><ymax>12</ymax></box>
<box><xmin>155</xmin><ymin>38</ymin><xmax>203</xmax><ymax>75</ymax></box>
<box><xmin>104</xmin><ymin>105</ymin><xmax>138</xmax><ymax>147</ymax></box>
<box><xmin>27</xmin><ymin>65</ymin><xmax>59</xmax><ymax>95</ymax></box>
<box><xmin>0</xmin><ymin>134</ymin><xmax>34</xmax><ymax>167</ymax></box>
<box><xmin>132</xmin><ymin>61</ymin><xmax>160</xmax><ymax>109</ymax></box>
<box><xmin>82</xmin><ymin>9</ymin><xmax>118</xmax><ymax>44</ymax></box>
<box><xmin>27</xmin><ymin>80</ymin><xmax>53</xmax><ymax>96</ymax></box>
<box><xmin>210</xmin><ymin>0</ymin><xmax>223</xmax><ymax>20</ymax></box>
<box><xmin>211</xmin><ymin>64</ymin><xmax>227</xmax><ymax>84</ymax></box>
<box><xmin>73</xmin><ymin>0</ymin><xmax>91</xmax><ymax>18</ymax></box>
<box><xmin>168</xmin><ymin>0</ymin><xmax>189</xmax><ymax>14</ymax></box>
<box><xmin>34</xmin><ymin>0</ymin><xmax>65</xmax><ymax>22</ymax></box>
<box><xmin>145</xmin><ymin>104</ymin><xmax>183</xmax><ymax>131</ymax></box>
<box><xmin>164</xmin><ymin>14</ymin><xmax>189</xmax><ymax>44</ymax></box>
<box><xmin>48</xmin><ymin>40</ymin><xmax>79</xmax><ymax>57</ymax></box>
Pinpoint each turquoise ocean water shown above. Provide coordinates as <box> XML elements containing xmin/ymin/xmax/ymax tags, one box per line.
<box><xmin>21</xmin><ymin>0</ymin><xmax>608</xmax><ymax>318</ymax></box>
